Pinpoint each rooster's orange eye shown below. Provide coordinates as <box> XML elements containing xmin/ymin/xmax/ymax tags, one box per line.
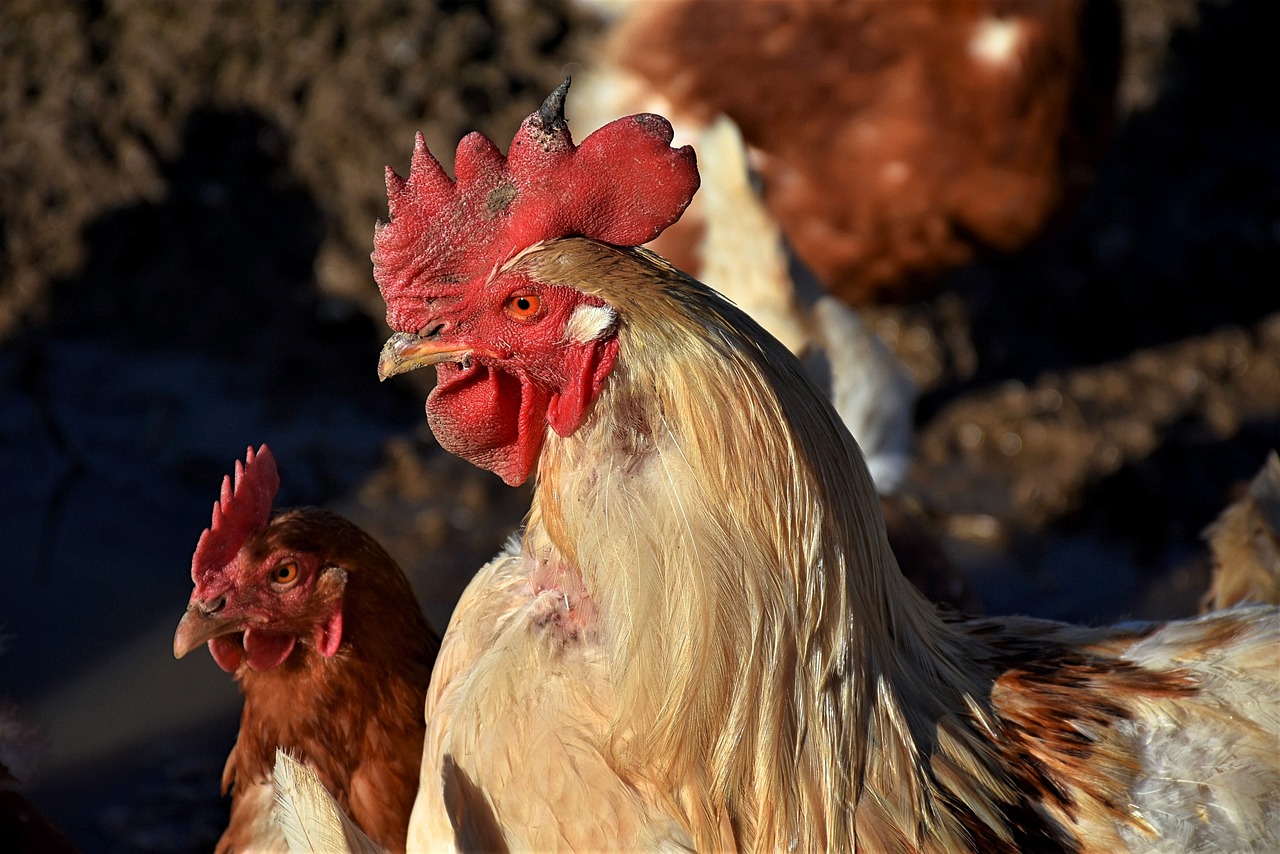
<box><xmin>504</xmin><ymin>293</ymin><xmax>541</xmax><ymax>322</ymax></box>
<box><xmin>271</xmin><ymin>562</ymin><xmax>299</xmax><ymax>586</ymax></box>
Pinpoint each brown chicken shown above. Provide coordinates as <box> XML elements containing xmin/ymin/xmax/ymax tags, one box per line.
<box><xmin>359</xmin><ymin>82</ymin><xmax>1280</xmax><ymax>852</ymax></box>
<box><xmin>1201</xmin><ymin>450</ymin><xmax>1280</xmax><ymax>611</ymax></box>
<box><xmin>173</xmin><ymin>445</ymin><xmax>438</xmax><ymax>853</ymax></box>
<box><xmin>575</xmin><ymin>0</ymin><xmax>1122</xmax><ymax>304</ymax></box>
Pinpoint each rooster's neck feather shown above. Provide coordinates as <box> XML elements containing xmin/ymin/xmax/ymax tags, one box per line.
<box><xmin>457</xmin><ymin>238</ymin><xmax>1280</xmax><ymax>853</ymax></box>
<box><xmin>520</xmin><ymin>238</ymin><xmax>993</xmax><ymax>849</ymax></box>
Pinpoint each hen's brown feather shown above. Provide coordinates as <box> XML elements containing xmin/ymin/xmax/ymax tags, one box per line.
<box><xmin>213</xmin><ymin>510</ymin><xmax>438</xmax><ymax>854</ymax></box>
<box><xmin>0</xmin><ymin>704</ymin><xmax>76</xmax><ymax>854</ymax></box>
<box><xmin>580</xmin><ymin>0</ymin><xmax>1121</xmax><ymax>304</ymax></box>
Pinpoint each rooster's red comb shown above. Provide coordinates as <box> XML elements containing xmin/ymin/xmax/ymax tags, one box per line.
<box><xmin>191</xmin><ymin>445</ymin><xmax>280</xmax><ymax>585</ymax></box>
<box><xmin>373</xmin><ymin>77</ymin><xmax>700</xmax><ymax>332</ymax></box>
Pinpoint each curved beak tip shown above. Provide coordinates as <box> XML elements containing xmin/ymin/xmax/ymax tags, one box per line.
<box><xmin>376</xmin><ymin>354</ymin><xmax>400</xmax><ymax>382</ymax></box>
<box><xmin>378</xmin><ymin>332</ymin><xmax>462</xmax><ymax>381</ymax></box>
<box><xmin>173</xmin><ymin>616</ymin><xmax>198</xmax><ymax>660</ymax></box>
<box><xmin>378</xmin><ymin>334</ymin><xmax>419</xmax><ymax>381</ymax></box>
<box><xmin>173</xmin><ymin>606</ymin><xmax>238</xmax><ymax>660</ymax></box>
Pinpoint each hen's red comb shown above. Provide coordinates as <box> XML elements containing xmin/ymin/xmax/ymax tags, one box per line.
<box><xmin>191</xmin><ymin>445</ymin><xmax>280</xmax><ymax>585</ymax></box>
<box><xmin>373</xmin><ymin>77</ymin><xmax>700</xmax><ymax>332</ymax></box>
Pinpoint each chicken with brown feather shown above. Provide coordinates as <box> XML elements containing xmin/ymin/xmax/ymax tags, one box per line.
<box><xmin>574</xmin><ymin>0</ymin><xmax>1122</xmax><ymax>305</ymax></box>
<box><xmin>0</xmin><ymin>680</ymin><xmax>76</xmax><ymax>854</ymax></box>
<box><xmin>174</xmin><ymin>445</ymin><xmax>438</xmax><ymax>853</ymax></box>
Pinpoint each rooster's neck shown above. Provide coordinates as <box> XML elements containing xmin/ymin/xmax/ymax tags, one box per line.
<box><xmin>523</xmin><ymin>239</ymin><xmax>987</xmax><ymax>850</ymax></box>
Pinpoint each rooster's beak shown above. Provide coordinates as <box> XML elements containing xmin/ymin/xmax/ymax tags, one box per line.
<box><xmin>377</xmin><ymin>332</ymin><xmax>472</xmax><ymax>381</ymax></box>
<box><xmin>173</xmin><ymin>599</ymin><xmax>242</xmax><ymax>659</ymax></box>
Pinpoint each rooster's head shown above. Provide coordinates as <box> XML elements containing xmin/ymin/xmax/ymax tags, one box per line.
<box><xmin>373</xmin><ymin>78</ymin><xmax>700</xmax><ymax>486</ymax></box>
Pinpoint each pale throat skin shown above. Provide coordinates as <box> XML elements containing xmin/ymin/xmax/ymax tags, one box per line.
<box><xmin>390</xmin><ymin>238</ymin><xmax>1280</xmax><ymax>853</ymax></box>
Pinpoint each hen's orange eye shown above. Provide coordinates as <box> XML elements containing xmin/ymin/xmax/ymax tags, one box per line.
<box><xmin>505</xmin><ymin>293</ymin><xmax>541</xmax><ymax>321</ymax></box>
<box><xmin>271</xmin><ymin>562</ymin><xmax>299</xmax><ymax>586</ymax></box>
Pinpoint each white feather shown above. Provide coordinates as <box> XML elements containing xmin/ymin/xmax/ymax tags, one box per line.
<box><xmin>1117</xmin><ymin>608</ymin><xmax>1280</xmax><ymax>853</ymax></box>
<box><xmin>565</xmin><ymin>302</ymin><xmax>617</xmax><ymax>343</ymax></box>
<box><xmin>695</xmin><ymin>116</ymin><xmax>918</xmax><ymax>494</ymax></box>
<box><xmin>271</xmin><ymin>748</ymin><xmax>384</xmax><ymax>854</ymax></box>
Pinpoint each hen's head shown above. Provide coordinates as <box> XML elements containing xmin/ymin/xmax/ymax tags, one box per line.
<box><xmin>173</xmin><ymin>445</ymin><xmax>350</xmax><ymax>674</ymax></box>
<box><xmin>374</xmin><ymin>79</ymin><xmax>699</xmax><ymax>486</ymax></box>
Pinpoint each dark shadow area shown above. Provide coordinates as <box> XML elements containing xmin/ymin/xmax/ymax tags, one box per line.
<box><xmin>33</xmin><ymin>717</ymin><xmax>238</xmax><ymax>854</ymax></box>
<box><xmin>1056</xmin><ymin>415</ymin><xmax>1280</xmax><ymax>574</ymax></box>
<box><xmin>960</xmin><ymin>418</ymin><xmax>1280</xmax><ymax>626</ymax></box>
<box><xmin>922</xmin><ymin>0</ymin><xmax>1280</xmax><ymax>419</ymax></box>
<box><xmin>0</xmin><ymin>107</ymin><xmax>420</xmax><ymax>852</ymax></box>
<box><xmin>39</xmin><ymin>107</ymin><xmax>407</xmax><ymax>425</ymax></box>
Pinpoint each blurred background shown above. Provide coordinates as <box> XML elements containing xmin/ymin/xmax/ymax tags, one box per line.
<box><xmin>0</xmin><ymin>0</ymin><xmax>1277</xmax><ymax>850</ymax></box>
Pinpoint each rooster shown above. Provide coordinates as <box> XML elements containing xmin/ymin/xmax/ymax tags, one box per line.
<box><xmin>370</xmin><ymin>82</ymin><xmax>1279</xmax><ymax>852</ymax></box>
<box><xmin>173</xmin><ymin>445</ymin><xmax>438</xmax><ymax>853</ymax></box>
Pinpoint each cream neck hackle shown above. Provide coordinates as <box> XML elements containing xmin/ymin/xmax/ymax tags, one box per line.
<box><xmin>516</xmin><ymin>238</ymin><xmax>1002</xmax><ymax>852</ymax></box>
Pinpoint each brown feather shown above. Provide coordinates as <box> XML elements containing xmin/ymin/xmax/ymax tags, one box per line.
<box><xmin>1201</xmin><ymin>451</ymin><xmax>1280</xmax><ymax>611</ymax></box>
<box><xmin>0</xmin><ymin>744</ymin><xmax>76</xmax><ymax>854</ymax></box>
<box><xmin>216</xmin><ymin>510</ymin><xmax>438</xmax><ymax>854</ymax></box>
<box><xmin>589</xmin><ymin>0</ymin><xmax>1121</xmax><ymax>304</ymax></box>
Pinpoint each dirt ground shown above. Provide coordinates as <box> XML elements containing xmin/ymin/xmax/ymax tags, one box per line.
<box><xmin>1</xmin><ymin>1</ymin><xmax>1277</xmax><ymax>851</ymax></box>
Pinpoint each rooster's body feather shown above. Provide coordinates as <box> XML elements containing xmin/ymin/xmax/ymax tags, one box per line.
<box><xmin>403</xmin><ymin>240</ymin><xmax>1279</xmax><ymax>853</ymax></box>
<box><xmin>353</xmin><ymin>85</ymin><xmax>1280</xmax><ymax>852</ymax></box>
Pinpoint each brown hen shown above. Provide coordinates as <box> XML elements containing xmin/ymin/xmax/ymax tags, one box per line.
<box><xmin>576</xmin><ymin>0</ymin><xmax>1122</xmax><ymax>304</ymax></box>
<box><xmin>174</xmin><ymin>445</ymin><xmax>438</xmax><ymax>853</ymax></box>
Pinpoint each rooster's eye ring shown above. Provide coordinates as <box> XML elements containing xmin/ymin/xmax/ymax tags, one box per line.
<box><xmin>271</xmin><ymin>562</ymin><xmax>300</xmax><ymax>586</ymax></box>
<box><xmin>504</xmin><ymin>293</ymin><xmax>541</xmax><ymax>322</ymax></box>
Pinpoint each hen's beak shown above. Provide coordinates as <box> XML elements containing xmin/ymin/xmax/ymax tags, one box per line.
<box><xmin>377</xmin><ymin>332</ymin><xmax>471</xmax><ymax>381</ymax></box>
<box><xmin>173</xmin><ymin>599</ymin><xmax>242</xmax><ymax>659</ymax></box>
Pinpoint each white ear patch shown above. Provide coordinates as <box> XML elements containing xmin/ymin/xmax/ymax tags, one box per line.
<box><xmin>565</xmin><ymin>303</ymin><xmax>617</xmax><ymax>343</ymax></box>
